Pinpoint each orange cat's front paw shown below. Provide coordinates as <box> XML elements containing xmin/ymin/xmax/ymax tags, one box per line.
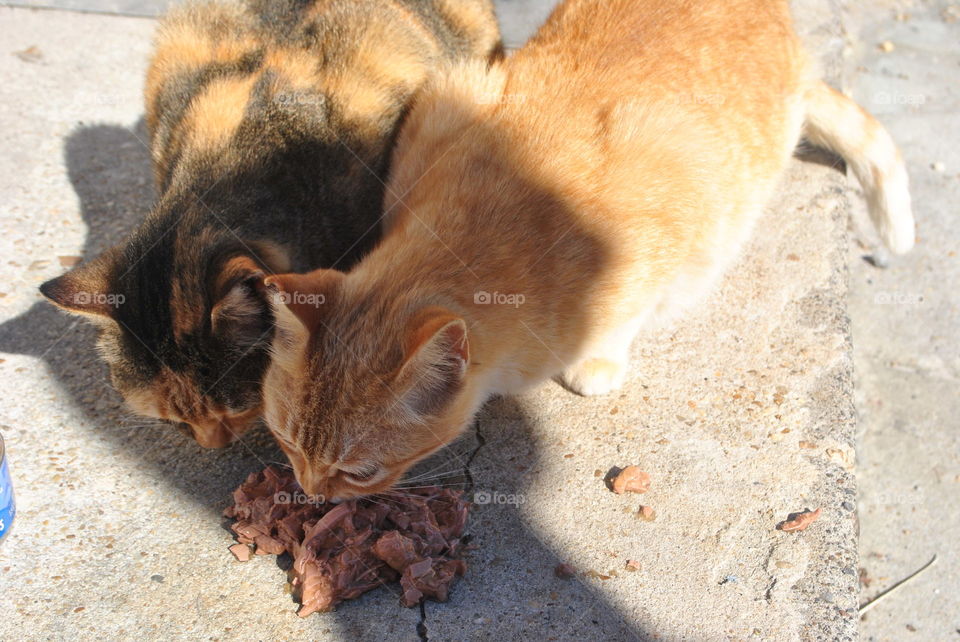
<box><xmin>561</xmin><ymin>358</ymin><xmax>628</xmax><ymax>397</ymax></box>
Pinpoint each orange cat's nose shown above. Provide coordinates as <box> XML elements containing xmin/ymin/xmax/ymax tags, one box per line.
<box><xmin>295</xmin><ymin>468</ymin><xmax>326</xmax><ymax>500</ymax></box>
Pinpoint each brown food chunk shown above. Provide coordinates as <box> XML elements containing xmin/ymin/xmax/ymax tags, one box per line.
<box><xmin>373</xmin><ymin>531</ymin><xmax>420</xmax><ymax>572</ymax></box>
<box><xmin>637</xmin><ymin>505</ymin><xmax>656</xmax><ymax>522</ymax></box>
<box><xmin>625</xmin><ymin>559</ymin><xmax>641</xmax><ymax>571</ymax></box>
<box><xmin>778</xmin><ymin>508</ymin><xmax>822</xmax><ymax>532</ymax></box>
<box><xmin>612</xmin><ymin>466</ymin><xmax>651</xmax><ymax>494</ymax></box>
<box><xmin>554</xmin><ymin>563</ymin><xmax>576</xmax><ymax>579</ymax></box>
<box><xmin>228</xmin><ymin>543</ymin><xmax>251</xmax><ymax>562</ymax></box>
<box><xmin>223</xmin><ymin>466</ymin><xmax>470</xmax><ymax>615</ymax></box>
<box><xmin>399</xmin><ymin>558</ymin><xmax>466</xmax><ymax>607</ymax></box>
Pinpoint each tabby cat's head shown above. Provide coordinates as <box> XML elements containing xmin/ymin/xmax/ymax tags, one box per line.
<box><xmin>40</xmin><ymin>221</ymin><xmax>287</xmax><ymax>448</ymax></box>
<box><xmin>262</xmin><ymin>270</ymin><xmax>475</xmax><ymax>501</ymax></box>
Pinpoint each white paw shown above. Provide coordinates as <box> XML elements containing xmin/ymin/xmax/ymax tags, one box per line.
<box><xmin>561</xmin><ymin>358</ymin><xmax>628</xmax><ymax>396</ymax></box>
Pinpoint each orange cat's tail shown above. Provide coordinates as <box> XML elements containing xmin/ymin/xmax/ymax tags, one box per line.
<box><xmin>803</xmin><ymin>82</ymin><xmax>915</xmax><ymax>254</ymax></box>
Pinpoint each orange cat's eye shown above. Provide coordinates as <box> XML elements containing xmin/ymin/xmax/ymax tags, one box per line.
<box><xmin>343</xmin><ymin>465</ymin><xmax>381</xmax><ymax>485</ymax></box>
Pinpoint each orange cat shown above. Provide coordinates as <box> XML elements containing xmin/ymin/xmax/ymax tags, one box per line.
<box><xmin>262</xmin><ymin>0</ymin><xmax>914</xmax><ymax>500</ymax></box>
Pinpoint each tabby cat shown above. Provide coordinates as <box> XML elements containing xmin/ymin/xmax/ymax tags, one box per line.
<box><xmin>260</xmin><ymin>0</ymin><xmax>914</xmax><ymax>500</ymax></box>
<box><xmin>39</xmin><ymin>0</ymin><xmax>501</xmax><ymax>447</ymax></box>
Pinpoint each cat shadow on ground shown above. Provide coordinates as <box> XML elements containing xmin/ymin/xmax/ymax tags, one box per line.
<box><xmin>0</xmin><ymin>120</ymin><xmax>650</xmax><ymax>639</ymax></box>
<box><xmin>343</xmin><ymin>395</ymin><xmax>650</xmax><ymax>641</ymax></box>
<box><xmin>0</xmin><ymin>120</ymin><xmax>281</xmax><ymax>507</ymax></box>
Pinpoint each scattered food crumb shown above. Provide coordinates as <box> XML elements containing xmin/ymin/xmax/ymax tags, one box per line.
<box><xmin>826</xmin><ymin>448</ymin><xmax>854</xmax><ymax>470</ymax></box>
<box><xmin>625</xmin><ymin>559</ymin><xmax>641</xmax><ymax>572</ymax></box>
<box><xmin>554</xmin><ymin>563</ymin><xmax>576</xmax><ymax>579</ymax></box>
<box><xmin>778</xmin><ymin>508</ymin><xmax>822</xmax><ymax>532</ymax></box>
<box><xmin>798</xmin><ymin>440</ymin><xmax>818</xmax><ymax>449</ymax></box>
<box><xmin>878</xmin><ymin>40</ymin><xmax>895</xmax><ymax>52</ymax></box>
<box><xmin>57</xmin><ymin>256</ymin><xmax>82</xmax><ymax>268</ymax></box>
<box><xmin>228</xmin><ymin>543</ymin><xmax>251</xmax><ymax>562</ymax></box>
<box><xmin>563</xmin><ymin>453</ymin><xmax>574</xmax><ymax>459</ymax></box>
<box><xmin>13</xmin><ymin>46</ymin><xmax>43</xmax><ymax>63</ymax></box>
<box><xmin>636</xmin><ymin>505</ymin><xmax>657</xmax><ymax>522</ymax></box>
<box><xmin>932</xmin><ymin>161</ymin><xmax>946</xmax><ymax>172</ymax></box>
<box><xmin>612</xmin><ymin>466</ymin><xmax>651</xmax><ymax>494</ymax></box>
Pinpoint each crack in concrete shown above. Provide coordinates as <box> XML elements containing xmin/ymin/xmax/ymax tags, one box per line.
<box><xmin>412</xmin><ymin>419</ymin><xmax>487</xmax><ymax>641</ymax></box>
<box><xmin>417</xmin><ymin>600</ymin><xmax>429</xmax><ymax>642</ymax></box>
<box><xmin>462</xmin><ymin>419</ymin><xmax>487</xmax><ymax>494</ymax></box>
<box><xmin>765</xmin><ymin>577</ymin><xmax>778</xmax><ymax>602</ymax></box>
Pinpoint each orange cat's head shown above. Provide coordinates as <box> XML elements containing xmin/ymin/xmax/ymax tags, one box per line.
<box><xmin>262</xmin><ymin>269</ymin><xmax>476</xmax><ymax>501</ymax></box>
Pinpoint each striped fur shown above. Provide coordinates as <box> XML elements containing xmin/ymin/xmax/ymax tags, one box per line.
<box><xmin>260</xmin><ymin>0</ymin><xmax>914</xmax><ymax>499</ymax></box>
<box><xmin>39</xmin><ymin>0</ymin><xmax>501</xmax><ymax>448</ymax></box>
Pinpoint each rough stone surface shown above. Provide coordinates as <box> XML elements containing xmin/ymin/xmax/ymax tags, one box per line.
<box><xmin>842</xmin><ymin>0</ymin><xmax>960</xmax><ymax>639</ymax></box>
<box><xmin>0</xmin><ymin>2</ymin><xmax>863</xmax><ymax>640</ymax></box>
<box><xmin>1</xmin><ymin>0</ymin><xmax>169</xmax><ymax>17</ymax></box>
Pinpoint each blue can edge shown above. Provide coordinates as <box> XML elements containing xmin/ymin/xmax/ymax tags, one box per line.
<box><xmin>0</xmin><ymin>432</ymin><xmax>15</xmax><ymax>545</ymax></box>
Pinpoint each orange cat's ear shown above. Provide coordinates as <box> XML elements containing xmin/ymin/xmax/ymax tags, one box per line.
<box><xmin>263</xmin><ymin>269</ymin><xmax>344</xmax><ymax>332</ymax></box>
<box><xmin>39</xmin><ymin>252</ymin><xmax>121</xmax><ymax>319</ymax></box>
<box><xmin>396</xmin><ymin>308</ymin><xmax>470</xmax><ymax>418</ymax></box>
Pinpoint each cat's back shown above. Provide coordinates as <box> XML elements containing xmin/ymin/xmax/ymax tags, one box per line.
<box><xmin>503</xmin><ymin>0</ymin><xmax>807</xmax><ymax>154</ymax></box>
<box><xmin>145</xmin><ymin>0</ymin><xmax>500</xmax><ymax>190</ymax></box>
<box><xmin>446</xmin><ymin>0</ymin><xmax>814</xmax><ymax>237</ymax></box>
<box><xmin>514</xmin><ymin>0</ymin><xmax>800</xmax><ymax>90</ymax></box>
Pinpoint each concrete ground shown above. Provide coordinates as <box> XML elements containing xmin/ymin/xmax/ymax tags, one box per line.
<box><xmin>841</xmin><ymin>0</ymin><xmax>960</xmax><ymax>639</ymax></box>
<box><xmin>0</xmin><ymin>0</ymin><xmax>950</xmax><ymax>640</ymax></box>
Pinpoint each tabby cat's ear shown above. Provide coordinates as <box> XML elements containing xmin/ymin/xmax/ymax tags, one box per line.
<box><xmin>396</xmin><ymin>309</ymin><xmax>470</xmax><ymax>418</ymax></box>
<box><xmin>263</xmin><ymin>269</ymin><xmax>345</xmax><ymax>332</ymax></box>
<box><xmin>39</xmin><ymin>252</ymin><xmax>121</xmax><ymax>319</ymax></box>
<box><xmin>211</xmin><ymin>256</ymin><xmax>271</xmax><ymax>347</ymax></box>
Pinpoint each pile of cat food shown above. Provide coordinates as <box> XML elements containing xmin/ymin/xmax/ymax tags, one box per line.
<box><xmin>224</xmin><ymin>466</ymin><xmax>470</xmax><ymax>615</ymax></box>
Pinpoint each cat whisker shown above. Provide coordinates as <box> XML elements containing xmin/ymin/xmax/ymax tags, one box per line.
<box><xmin>395</xmin><ymin>471</ymin><xmax>468</xmax><ymax>486</ymax></box>
<box><xmin>400</xmin><ymin>461</ymin><xmax>466</xmax><ymax>483</ymax></box>
<box><xmin>388</xmin><ymin>480</ymin><xmax>467</xmax><ymax>491</ymax></box>
<box><xmin>363</xmin><ymin>495</ymin><xmax>406</xmax><ymax>510</ymax></box>
<box><xmin>393</xmin><ymin>481</ymin><xmax>467</xmax><ymax>492</ymax></box>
